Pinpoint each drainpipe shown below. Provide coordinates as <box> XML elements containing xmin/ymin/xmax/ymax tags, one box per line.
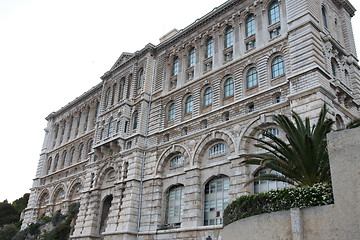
<box><xmin>137</xmin><ymin>55</ymin><xmax>156</xmax><ymax>236</ymax></box>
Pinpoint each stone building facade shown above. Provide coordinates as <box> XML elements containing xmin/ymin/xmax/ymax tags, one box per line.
<box><xmin>22</xmin><ymin>0</ymin><xmax>360</xmax><ymax>239</ymax></box>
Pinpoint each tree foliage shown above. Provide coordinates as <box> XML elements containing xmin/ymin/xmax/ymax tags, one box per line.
<box><xmin>242</xmin><ymin>104</ymin><xmax>334</xmax><ymax>187</ymax></box>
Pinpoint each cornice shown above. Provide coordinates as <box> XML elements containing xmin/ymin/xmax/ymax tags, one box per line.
<box><xmin>46</xmin><ymin>82</ymin><xmax>102</xmax><ymax>120</ymax></box>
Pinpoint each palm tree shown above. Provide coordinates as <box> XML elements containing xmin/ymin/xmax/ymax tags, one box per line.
<box><xmin>242</xmin><ymin>104</ymin><xmax>334</xmax><ymax>187</ymax></box>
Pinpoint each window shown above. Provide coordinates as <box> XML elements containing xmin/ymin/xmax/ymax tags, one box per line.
<box><xmin>201</xmin><ymin>119</ymin><xmax>208</xmax><ymax>129</ymax></box>
<box><xmin>47</xmin><ymin>157</ymin><xmax>52</xmax><ymax>174</ymax></box>
<box><xmin>331</xmin><ymin>59</ymin><xmax>337</xmax><ymax>77</ymax></box>
<box><xmin>61</xmin><ymin>152</ymin><xmax>67</xmax><ymax>169</ymax></box>
<box><xmin>209</xmin><ymin>143</ymin><xmax>226</xmax><ymax>157</ymax></box>
<box><xmin>170</xmin><ymin>155</ymin><xmax>184</xmax><ymax>168</ymax></box>
<box><xmin>269</xmin><ymin>1</ymin><xmax>280</xmax><ymax>25</ymax></box>
<box><xmin>168</xmin><ymin>103</ymin><xmax>175</xmax><ymax>121</ymax></box>
<box><xmin>105</xmin><ymin>87</ymin><xmax>111</xmax><ymax>108</ymax></box>
<box><xmin>254</xmin><ymin>168</ymin><xmax>288</xmax><ymax>193</ymax></box>
<box><xmin>203</xmin><ymin>87</ymin><xmax>212</xmax><ymax>107</ymax></box>
<box><xmin>247</xmin><ymin>102</ymin><xmax>255</xmax><ymax>113</ymax></box>
<box><xmin>54</xmin><ymin>154</ymin><xmax>59</xmax><ymax>170</ymax></box>
<box><xmin>245</xmin><ymin>14</ymin><xmax>255</xmax><ymax>37</ymax></box>
<box><xmin>224</xmin><ymin>26</ymin><xmax>233</xmax><ymax>48</ymax></box>
<box><xmin>261</xmin><ymin>128</ymin><xmax>279</xmax><ymax>140</ymax></box>
<box><xmin>70</xmin><ymin>148</ymin><xmax>75</xmax><ymax>165</ymax></box>
<box><xmin>206</xmin><ymin>38</ymin><xmax>213</xmax><ymax>58</ymax></box>
<box><xmin>271</xmin><ymin>56</ymin><xmax>285</xmax><ymax>78</ymax></box>
<box><xmin>322</xmin><ymin>6</ymin><xmax>328</xmax><ymax>28</ymax></box>
<box><xmin>106</xmin><ymin>169</ymin><xmax>116</xmax><ymax>180</ymax></box>
<box><xmin>167</xmin><ymin>185</ymin><xmax>184</xmax><ymax>224</ymax></box>
<box><xmin>78</xmin><ymin>144</ymin><xmax>83</xmax><ymax>160</ymax></box>
<box><xmin>88</xmin><ymin>140</ymin><xmax>93</xmax><ymax>153</ymax></box>
<box><xmin>172</xmin><ymin>57</ymin><xmax>179</xmax><ymax>76</ymax></box>
<box><xmin>188</xmin><ymin>48</ymin><xmax>195</xmax><ymax>68</ymax></box>
<box><xmin>184</xmin><ymin>96</ymin><xmax>193</xmax><ymax>114</ymax></box>
<box><xmin>107</xmin><ymin>118</ymin><xmax>114</xmax><ymax>137</ymax></box>
<box><xmin>246</xmin><ymin>67</ymin><xmax>258</xmax><ymax>89</ymax></box>
<box><xmin>224</xmin><ymin>77</ymin><xmax>234</xmax><ymax>98</ymax></box>
<box><xmin>132</xmin><ymin>112</ymin><xmax>138</xmax><ymax>130</ymax></box>
<box><xmin>204</xmin><ymin>176</ymin><xmax>229</xmax><ymax>226</ymax></box>
<box><xmin>116</xmin><ymin>121</ymin><xmax>121</xmax><ymax>133</ymax></box>
<box><xmin>100</xmin><ymin>128</ymin><xmax>104</xmax><ymax>140</ymax></box>
<box><xmin>111</xmin><ymin>84</ymin><xmax>116</xmax><ymax>105</ymax></box>
<box><xmin>138</xmin><ymin>69</ymin><xmax>144</xmax><ymax>88</ymax></box>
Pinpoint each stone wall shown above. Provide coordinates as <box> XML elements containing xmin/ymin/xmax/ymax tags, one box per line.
<box><xmin>223</xmin><ymin>127</ymin><xmax>360</xmax><ymax>240</ymax></box>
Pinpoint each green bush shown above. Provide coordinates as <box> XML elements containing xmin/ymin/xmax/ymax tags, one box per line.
<box><xmin>224</xmin><ymin>183</ymin><xmax>334</xmax><ymax>226</ymax></box>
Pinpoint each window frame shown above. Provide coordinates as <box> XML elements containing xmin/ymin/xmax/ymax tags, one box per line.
<box><xmin>271</xmin><ymin>56</ymin><xmax>285</xmax><ymax>79</ymax></box>
<box><xmin>203</xmin><ymin>87</ymin><xmax>213</xmax><ymax>107</ymax></box>
<box><xmin>268</xmin><ymin>1</ymin><xmax>280</xmax><ymax>25</ymax></box>
<box><xmin>184</xmin><ymin>95</ymin><xmax>193</xmax><ymax>115</ymax></box>
<box><xmin>224</xmin><ymin>77</ymin><xmax>234</xmax><ymax>99</ymax></box>
<box><xmin>168</xmin><ymin>103</ymin><xmax>175</xmax><ymax>122</ymax></box>
<box><xmin>246</xmin><ymin>67</ymin><xmax>258</xmax><ymax>89</ymax></box>
<box><xmin>245</xmin><ymin>14</ymin><xmax>255</xmax><ymax>37</ymax></box>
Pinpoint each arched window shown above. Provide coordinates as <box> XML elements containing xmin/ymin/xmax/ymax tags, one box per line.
<box><xmin>204</xmin><ymin>176</ymin><xmax>229</xmax><ymax>226</ymax></box>
<box><xmin>172</xmin><ymin>57</ymin><xmax>179</xmax><ymax>76</ymax></box>
<box><xmin>78</xmin><ymin>144</ymin><xmax>83</xmax><ymax>161</ymax></box>
<box><xmin>61</xmin><ymin>151</ymin><xmax>67</xmax><ymax>169</ymax></box>
<box><xmin>271</xmin><ymin>56</ymin><xmax>285</xmax><ymax>78</ymax></box>
<box><xmin>47</xmin><ymin>157</ymin><xmax>52</xmax><ymax>174</ymax></box>
<box><xmin>54</xmin><ymin>154</ymin><xmax>59</xmax><ymax>170</ymax></box>
<box><xmin>138</xmin><ymin>69</ymin><xmax>144</xmax><ymax>88</ymax></box>
<box><xmin>107</xmin><ymin>118</ymin><xmax>114</xmax><ymax>137</ymax></box>
<box><xmin>209</xmin><ymin>143</ymin><xmax>226</xmax><ymax>157</ymax></box>
<box><xmin>168</xmin><ymin>103</ymin><xmax>175</xmax><ymax>121</ymax></box>
<box><xmin>224</xmin><ymin>77</ymin><xmax>234</xmax><ymax>98</ymax></box>
<box><xmin>331</xmin><ymin>59</ymin><xmax>338</xmax><ymax>77</ymax></box>
<box><xmin>322</xmin><ymin>6</ymin><xmax>328</xmax><ymax>28</ymax></box>
<box><xmin>205</xmin><ymin>38</ymin><xmax>213</xmax><ymax>58</ymax></box>
<box><xmin>170</xmin><ymin>155</ymin><xmax>184</xmax><ymax>168</ymax></box>
<box><xmin>87</xmin><ymin>139</ymin><xmax>93</xmax><ymax>153</ymax></box>
<box><xmin>254</xmin><ymin>168</ymin><xmax>288</xmax><ymax>193</ymax></box>
<box><xmin>224</xmin><ymin>26</ymin><xmax>233</xmax><ymax>48</ymax></box>
<box><xmin>105</xmin><ymin>87</ymin><xmax>111</xmax><ymax>108</ymax></box>
<box><xmin>167</xmin><ymin>185</ymin><xmax>184</xmax><ymax>224</ymax></box>
<box><xmin>69</xmin><ymin>148</ymin><xmax>75</xmax><ymax>165</ymax></box>
<box><xmin>132</xmin><ymin>112</ymin><xmax>138</xmax><ymax>130</ymax></box>
<box><xmin>106</xmin><ymin>169</ymin><xmax>116</xmax><ymax>180</ymax></box>
<box><xmin>111</xmin><ymin>84</ymin><xmax>116</xmax><ymax>105</ymax></box>
<box><xmin>54</xmin><ymin>189</ymin><xmax>65</xmax><ymax>204</ymax></box>
<box><xmin>116</xmin><ymin>120</ymin><xmax>121</xmax><ymax>133</ymax></box>
<box><xmin>118</xmin><ymin>78</ymin><xmax>125</xmax><ymax>101</ymax></box>
<box><xmin>188</xmin><ymin>47</ymin><xmax>195</xmax><ymax>68</ymax></box>
<box><xmin>99</xmin><ymin>195</ymin><xmax>113</xmax><ymax>234</ymax></box>
<box><xmin>100</xmin><ymin>128</ymin><xmax>104</xmax><ymax>140</ymax></box>
<box><xmin>39</xmin><ymin>193</ymin><xmax>49</xmax><ymax>207</ymax></box>
<box><xmin>246</xmin><ymin>67</ymin><xmax>258</xmax><ymax>89</ymax></box>
<box><xmin>203</xmin><ymin>87</ymin><xmax>212</xmax><ymax>107</ymax></box>
<box><xmin>246</xmin><ymin>14</ymin><xmax>255</xmax><ymax>37</ymax></box>
<box><xmin>269</xmin><ymin>1</ymin><xmax>280</xmax><ymax>25</ymax></box>
<box><xmin>184</xmin><ymin>96</ymin><xmax>193</xmax><ymax>114</ymax></box>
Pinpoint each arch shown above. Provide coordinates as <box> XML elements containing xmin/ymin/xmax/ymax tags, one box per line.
<box><xmin>271</xmin><ymin>55</ymin><xmax>285</xmax><ymax>79</ymax></box>
<box><xmin>246</xmin><ymin>67</ymin><xmax>258</xmax><ymax>89</ymax></box>
<box><xmin>87</xmin><ymin>139</ymin><xmax>93</xmax><ymax>154</ymax></box>
<box><xmin>238</xmin><ymin>115</ymin><xmax>279</xmax><ymax>153</ymax></box>
<box><xmin>95</xmin><ymin>163</ymin><xmax>119</xmax><ymax>188</ymax></box>
<box><xmin>99</xmin><ymin>195</ymin><xmax>113</xmax><ymax>234</ymax></box>
<box><xmin>78</xmin><ymin>143</ymin><xmax>84</xmax><ymax>162</ymax></box>
<box><xmin>37</xmin><ymin>189</ymin><xmax>50</xmax><ymax>207</ymax></box>
<box><xmin>67</xmin><ymin>178</ymin><xmax>84</xmax><ymax>200</ymax></box>
<box><xmin>203</xmin><ymin>174</ymin><xmax>230</xmax><ymax>226</ymax></box>
<box><xmin>69</xmin><ymin>147</ymin><xmax>75</xmax><ymax>165</ymax></box>
<box><xmin>223</xmin><ymin>77</ymin><xmax>234</xmax><ymax>99</ymax></box>
<box><xmin>184</xmin><ymin>95</ymin><xmax>193</xmax><ymax>115</ymax></box>
<box><xmin>155</xmin><ymin>144</ymin><xmax>191</xmax><ymax>175</ymax></box>
<box><xmin>335</xmin><ymin>114</ymin><xmax>345</xmax><ymax>130</ymax></box>
<box><xmin>51</xmin><ymin>183</ymin><xmax>66</xmax><ymax>204</ymax></box>
<box><xmin>192</xmin><ymin>130</ymin><xmax>236</xmax><ymax>166</ymax></box>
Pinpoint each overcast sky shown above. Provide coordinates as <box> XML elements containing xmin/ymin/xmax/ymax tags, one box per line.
<box><xmin>0</xmin><ymin>0</ymin><xmax>359</xmax><ymax>202</ymax></box>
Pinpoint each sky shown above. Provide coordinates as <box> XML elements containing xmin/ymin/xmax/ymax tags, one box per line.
<box><xmin>0</xmin><ymin>0</ymin><xmax>359</xmax><ymax>203</ymax></box>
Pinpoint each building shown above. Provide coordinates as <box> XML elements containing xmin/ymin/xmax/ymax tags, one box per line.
<box><xmin>22</xmin><ymin>0</ymin><xmax>360</xmax><ymax>239</ymax></box>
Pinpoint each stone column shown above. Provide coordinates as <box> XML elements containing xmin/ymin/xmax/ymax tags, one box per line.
<box><xmin>182</xmin><ymin>169</ymin><xmax>202</xmax><ymax>227</ymax></box>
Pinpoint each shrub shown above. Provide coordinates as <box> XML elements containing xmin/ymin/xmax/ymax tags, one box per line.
<box><xmin>223</xmin><ymin>183</ymin><xmax>334</xmax><ymax>226</ymax></box>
